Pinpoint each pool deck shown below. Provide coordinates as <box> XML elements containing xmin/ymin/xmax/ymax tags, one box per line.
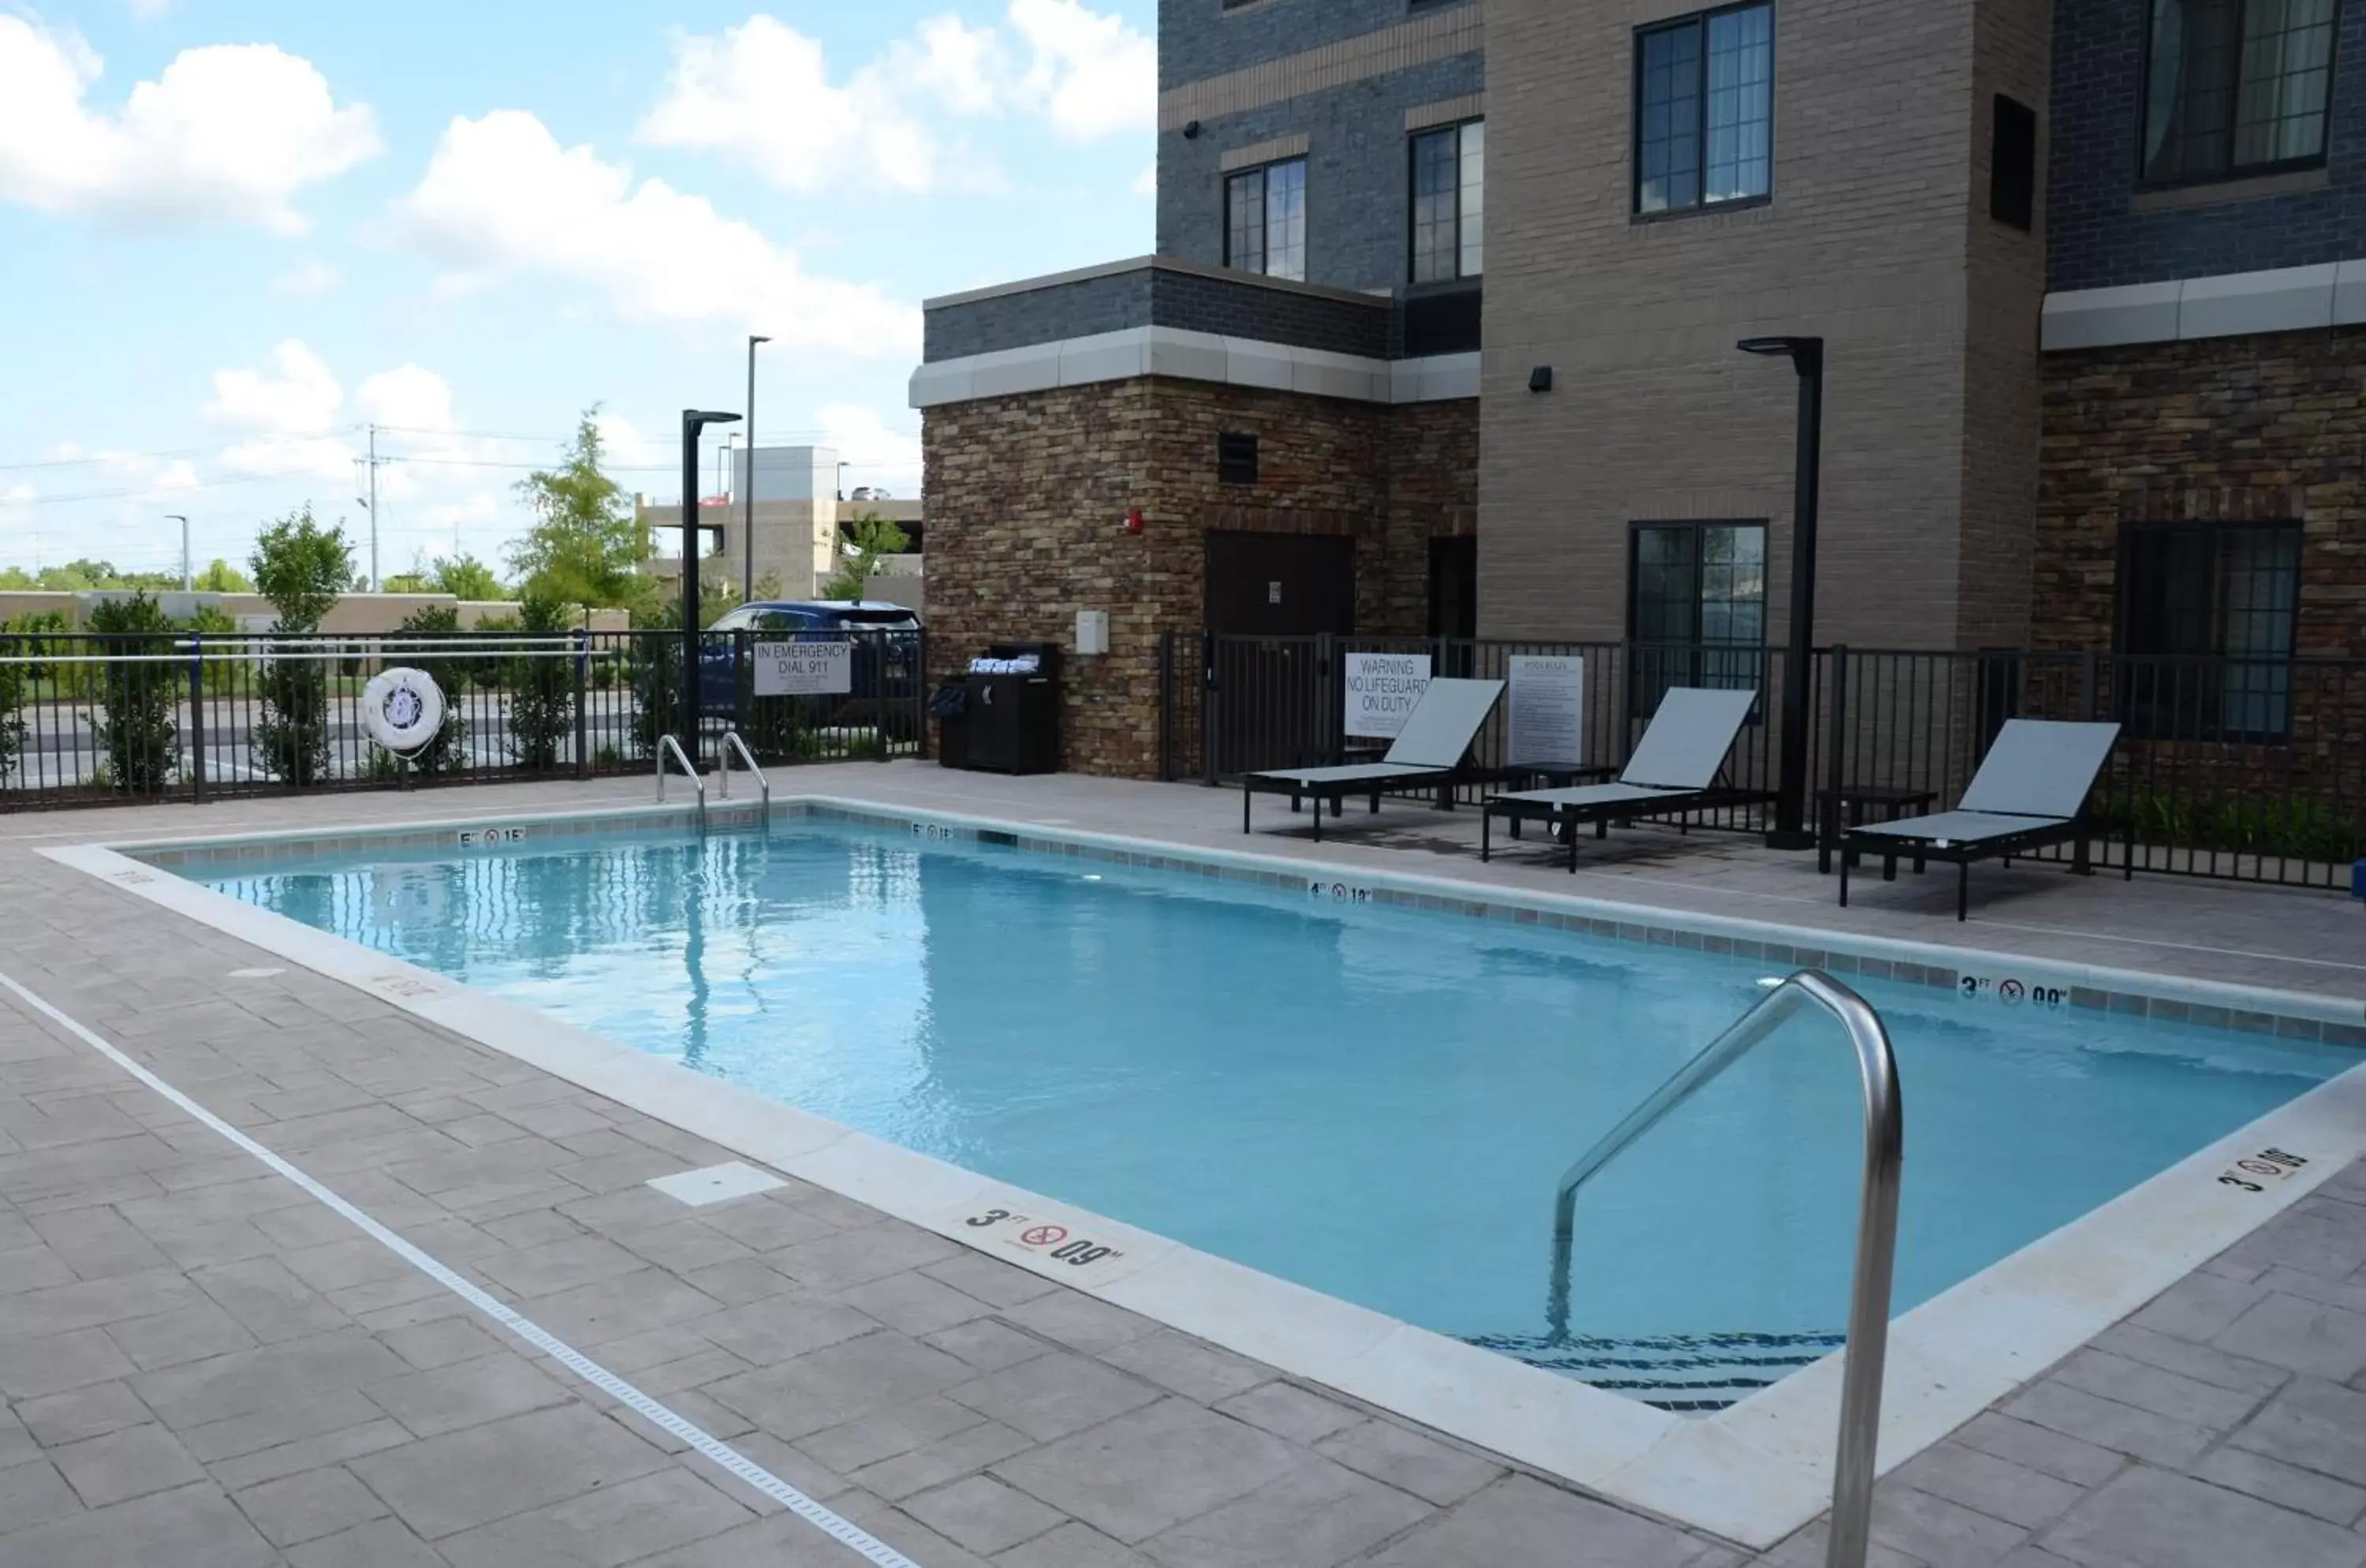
<box><xmin>0</xmin><ymin>765</ymin><xmax>2360</xmax><ymax>1567</ymax></box>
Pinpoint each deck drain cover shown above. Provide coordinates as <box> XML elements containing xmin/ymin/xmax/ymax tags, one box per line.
<box><xmin>647</xmin><ymin>1162</ymin><xmax>786</xmax><ymax>1208</ymax></box>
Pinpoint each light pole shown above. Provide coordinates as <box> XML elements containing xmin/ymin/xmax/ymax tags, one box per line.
<box><xmin>679</xmin><ymin>409</ymin><xmax>742</xmax><ymax>755</ymax></box>
<box><xmin>745</xmin><ymin>335</ymin><xmax>770</xmax><ymax>604</ymax></box>
<box><xmin>166</xmin><ymin>515</ymin><xmax>190</xmax><ymax>592</ymax></box>
<box><xmin>1737</xmin><ymin>335</ymin><xmax>1826</xmax><ymax>850</ymax></box>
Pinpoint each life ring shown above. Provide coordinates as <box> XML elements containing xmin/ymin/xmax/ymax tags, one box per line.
<box><xmin>361</xmin><ymin>667</ymin><xmax>446</xmax><ymax>755</ymax></box>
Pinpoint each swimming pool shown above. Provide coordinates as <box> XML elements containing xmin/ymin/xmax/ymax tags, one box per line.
<box><xmin>186</xmin><ymin>817</ymin><xmax>2357</xmax><ymax>1410</ymax></box>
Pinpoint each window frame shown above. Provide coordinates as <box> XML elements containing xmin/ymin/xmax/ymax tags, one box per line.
<box><xmin>1631</xmin><ymin>0</ymin><xmax>1778</xmax><ymax>220</ymax></box>
<box><xmin>1624</xmin><ymin>520</ymin><xmax>1771</xmax><ymax>716</ymax></box>
<box><xmin>2113</xmin><ymin>520</ymin><xmax>2304</xmax><ymax>742</ymax></box>
<box><xmin>1223</xmin><ymin>155</ymin><xmax>1308</xmax><ymax>281</ymax></box>
<box><xmin>2133</xmin><ymin>0</ymin><xmax>2343</xmax><ymax>191</ymax></box>
<box><xmin>1407</xmin><ymin>118</ymin><xmax>1484</xmax><ymax>288</ymax></box>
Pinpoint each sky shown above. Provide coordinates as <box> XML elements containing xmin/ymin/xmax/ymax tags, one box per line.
<box><xmin>0</xmin><ymin>0</ymin><xmax>1155</xmax><ymax>584</ymax></box>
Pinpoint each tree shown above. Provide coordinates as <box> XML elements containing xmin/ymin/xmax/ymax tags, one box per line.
<box><xmin>508</xmin><ymin>409</ymin><xmax>654</xmax><ymax>617</ymax></box>
<box><xmin>821</xmin><ymin>513</ymin><xmax>911</xmax><ymax>601</ymax></box>
<box><xmin>428</xmin><ymin>554</ymin><xmax>506</xmax><ymax>601</ymax></box>
<box><xmin>192</xmin><ymin>559</ymin><xmax>254</xmax><ymax>593</ymax></box>
<box><xmin>250</xmin><ymin>508</ymin><xmax>355</xmax><ymax>632</ymax></box>
<box><xmin>249</xmin><ymin>506</ymin><xmax>356</xmax><ymax>786</ymax></box>
<box><xmin>84</xmin><ymin>594</ymin><xmax>180</xmax><ymax>794</ymax></box>
<box><xmin>0</xmin><ymin>567</ymin><xmax>33</xmax><ymax>591</ymax></box>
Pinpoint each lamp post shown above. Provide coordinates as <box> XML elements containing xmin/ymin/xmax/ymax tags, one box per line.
<box><xmin>166</xmin><ymin>514</ymin><xmax>190</xmax><ymax>592</ymax></box>
<box><xmin>679</xmin><ymin>409</ymin><xmax>742</xmax><ymax>755</ymax></box>
<box><xmin>1737</xmin><ymin>335</ymin><xmax>1826</xmax><ymax>851</ymax></box>
<box><xmin>745</xmin><ymin>336</ymin><xmax>770</xmax><ymax>604</ymax></box>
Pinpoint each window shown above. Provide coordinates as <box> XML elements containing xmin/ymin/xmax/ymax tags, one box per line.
<box><xmin>2143</xmin><ymin>0</ymin><xmax>2338</xmax><ymax>185</ymax></box>
<box><xmin>1225</xmin><ymin>158</ymin><xmax>1307</xmax><ymax>281</ymax></box>
<box><xmin>1411</xmin><ymin>120</ymin><xmax>1484</xmax><ymax>284</ymax></box>
<box><xmin>1629</xmin><ymin>523</ymin><xmax>1767</xmax><ymax>713</ymax></box>
<box><xmin>1991</xmin><ymin>94</ymin><xmax>2038</xmax><ymax>230</ymax></box>
<box><xmin>1218</xmin><ymin>432</ymin><xmax>1260</xmax><ymax>484</ymax></box>
<box><xmin>2119</xmin><ymin>523</ymin><xmax>2301</xmax><ymax>738</ymax></box>
<box><xmin>1636</xmin><ymin>2</ymin><xmax>1774</xmax><ymax>215</ymax></box>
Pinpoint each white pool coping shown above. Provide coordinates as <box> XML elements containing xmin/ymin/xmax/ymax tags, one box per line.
<box><xmin>44</xmin><ymin>794</ymin><xmax>2366</xmax><ymax>1551</ymax></box>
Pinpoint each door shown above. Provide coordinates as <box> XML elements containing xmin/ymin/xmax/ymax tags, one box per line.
<box><xmin>1204</xmin><ymin>531</ymin><xmax>1356</xmax><ymax>637</ymax></box>
<box><xmin>1203</xmin><ymin>531</ymin><xmax>1356</xmax><ymax>775</ymax></box>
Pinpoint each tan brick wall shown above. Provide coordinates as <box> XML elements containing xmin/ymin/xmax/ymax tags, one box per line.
<box><xmin>923</xmin><ymin>382</ymin><xmax>1477</xmax><ymax>776</ymax></box>
<box><xmin>1478</xmin><ymin>0</ymin><xmax>2044</xmax><ymax>651</ymax></box>
<box><xmin>2036</xmin><ymin>328</ymin><xmax>2366</xmax><ymax>659</ymax></box>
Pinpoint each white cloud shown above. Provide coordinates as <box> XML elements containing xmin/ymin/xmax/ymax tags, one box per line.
<box><xmin>635</xmin><ymin>4</ymin><xmax>1151</xmax><ymax>196</ymax></box>
<box><xmin>392</xmin><ymin>110</ymin><xmax>920</xmax><ymax>357</ymax></box>
<box><xmin>817</xmin><ymin>403</ymin><xmax>922</xmax><ymax>497</ymax></box>
<box><xmin>636</xmin><ymin>16</ymin><xmax>967</xmax><ymax>195</ymax></box>
<box><xmin>0</xmin><ymin>19</ymin><xmax>380</xmax><ymax>234</ymax></box>
<box><xmin>271</xmin><ymin>259</ymin><xmax>338</xmax><ymax>297</ymax></box>
<box><xmin>1009</xmin><ymin>0</ymin><xmax>1155</xmax><ymax>140</ymax></box>
<box><xmin>1132</xmin><ymin>162</ymin><xmax>1155</xmax><ymax>196</ymax></box>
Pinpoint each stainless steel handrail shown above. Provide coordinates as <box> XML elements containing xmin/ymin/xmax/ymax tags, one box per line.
<box><xmin>1545</xmin><ymin>970</ymin><xmax>1901</xmax><ymax>1568</ymax></box>
<box><xmin>655</xmin><ymin>734</ymin><xmax>706</xmax><ymax>823</ymax></box>
<box><xmin>718</xmin><ymin>730</ymin><xmax>770</xmax><ymax>815</ymax></box>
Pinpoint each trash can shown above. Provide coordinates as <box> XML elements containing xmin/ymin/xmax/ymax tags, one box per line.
<box><xmin>939</xmin><ymin>642</ymin><xmax>1061</xmax><ymax>775</ymax></box>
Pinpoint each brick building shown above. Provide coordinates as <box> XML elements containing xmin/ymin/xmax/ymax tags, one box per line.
<box><xmin>916</xmin><ymin>0</ymin><xmax>2366</xmax><ymax>776</ymax></box>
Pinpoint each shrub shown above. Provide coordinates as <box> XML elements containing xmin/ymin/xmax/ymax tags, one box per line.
<box><xmin>388</xmin><ymin>603</ymin><xmax>471</xmax><ymax>778</ymax></box>
<box><xmin>84</xmin><ymin>595</ymin><xmax>181</xmax><ymax>794</ymax></box>
<box><xmin>248</xmin><ymin>507</ymin><xmax>355</xmax><ymax>788</ymax></box>
<box><xmin>0</xmin><ymin>661</ymin><xmax>22</xmax><ymax>783</ymax></box>
<box><xmin>504</xmin><ymin>597</ymin><xmax>575</xmax><ymax>771</ymax></box>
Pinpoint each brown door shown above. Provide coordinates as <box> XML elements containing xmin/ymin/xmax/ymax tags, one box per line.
<box><xmin>1204</xmin><ymin>531</ymin><xmax>1356</xmax><ymax>637</ymax></box>
<box><xmin>1203</xmin><ymin>531</ymin><xmax>1356</xmax><ymax>775</ymax></box>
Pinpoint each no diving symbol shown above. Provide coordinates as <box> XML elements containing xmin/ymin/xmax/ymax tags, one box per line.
<box><xmin>1020</xmin><ymin>1225</ymin><xmax>1068</xmax><ymax>1248</ymax></box>
<box><xmin>1999</xmin><ymin>980</ymin><xmax>2026</xmax><ymax>1003</ymax></box>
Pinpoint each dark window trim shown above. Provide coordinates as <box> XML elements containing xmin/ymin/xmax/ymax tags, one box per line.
<box><xmin>2132</xmin><ymin>0</ymin><xmax>2343</xmax><ymax>192</ymax></box>
<box><xmin>1991</xmin><ymin>92</ymin><xmax>2038</xmax><ymax>230</ymax></box>
<box><xmin>1624</xmin><ymin>519</ymin><xmax>1772</xmax><ymax>715</ymax></box>
<box><xmin>1407</xmin><ymin>118</ymin><xmax>1483</xmax><ymax>287</ymax></box>
<box><xmin>2112</xmin><ymin>519</ymin><xmax>2304</xmax><ymax>742</ymax></box>
<box><xmin>1223</xmin><ymin>155</ymin><xmax>1308</xmax><ymax>278</ymax></box>
<box><xmin>1631</xmin><ymin>0</ymin><xmax>1778</xmax><ymax>220</ymax></box>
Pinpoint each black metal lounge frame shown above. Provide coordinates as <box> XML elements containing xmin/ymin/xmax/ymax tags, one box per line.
<box><xmin>1837</xmin><ymin>814</ymin><xmax>2132</xmax><ymax>921</ymax></box>
<box><xmin>1480</xmin><ymin>787</ymin><xmax>1772</xmax><ymax>872</ymax></box>
<box><xmin>1241</xmin><ymin>766</ymin><xmax>1494</xmax><ymax>843</ymax></box>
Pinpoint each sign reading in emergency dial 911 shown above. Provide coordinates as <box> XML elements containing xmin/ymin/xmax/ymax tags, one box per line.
<box><xmin>754</xmin><ymin>641</ymin><xmax>853</xmax><ymax>697</ymax></box>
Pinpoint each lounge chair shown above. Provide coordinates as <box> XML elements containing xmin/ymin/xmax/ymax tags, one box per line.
<box><xmin>1480</xmin><ymin>688</ymin><xmax>1763</xmax><ymax>871</ymax></box>
<box><xmin>1242</xmin><ymin>678</ymin><xmax>1506</xmax><ymax>842</ymax></box>
<box><xmin>1838</xmin><ymin>719</ymin><xmax>2124</xmax><ymax>920</ymax></box>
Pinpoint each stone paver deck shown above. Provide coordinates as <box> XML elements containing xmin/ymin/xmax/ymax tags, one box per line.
<box><xmin>0</xmin><ymin>768</ymin><xmax>2360</xmax><ymax>1566</ymax></box>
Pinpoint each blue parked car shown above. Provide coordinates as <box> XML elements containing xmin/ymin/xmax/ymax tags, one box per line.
<box><xmin>699</xmin><ymin>600</ymin><xmax>922</xmax><ymax>720</ymax></box>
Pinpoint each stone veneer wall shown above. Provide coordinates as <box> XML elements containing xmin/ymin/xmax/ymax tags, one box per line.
<box><xmin>2036</xmin><ymin>327</ymin><xmax>2366</xmax><ymax>657</ymax></box>
<box><xmin>923</xmin><ymin>379</ymin><xmax>1478</xmax><ymax>777</ymax></box>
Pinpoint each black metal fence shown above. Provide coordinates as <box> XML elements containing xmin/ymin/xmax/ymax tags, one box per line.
<box><xmin>0</xmin><ymin>629</ymin><xmax>927</xmax><ymax>812</ymax></box>
<box><xmin>1164</xmin><ymin>631</ymin><xmax>2366</xmax><ymax>890</ymax></box>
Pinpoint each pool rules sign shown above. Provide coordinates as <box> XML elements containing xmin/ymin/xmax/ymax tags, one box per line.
<box><xmin>1507</xmin><ymin>655</ymin><xmax>1584</xmax><ymax>768</ymax></box>
<box><xmin>754</xmin><ymin>641</ymin><xmax>853</xmax><ymax>697</ymax></box>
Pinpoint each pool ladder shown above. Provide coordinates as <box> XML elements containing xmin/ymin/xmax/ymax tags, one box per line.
<box><xmin>655</xmin><ymin>734</ymin><xmax>705</xmax><ymax>827</ymax></box>
<box><xmin>718</xmin><ymin>730</ymin><xmax>770</xmax><ymax>821</ymax></box>
<box><xmin>1547</xmin><ymin>972</ymin><xmax>1902</xmax><ymax>1568</ymax></box>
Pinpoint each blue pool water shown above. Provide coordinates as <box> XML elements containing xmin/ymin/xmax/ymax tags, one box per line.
<box><xmin>196</xmin><ymin>822</ymin><xmax>2356</xmax><ymax>1406</ymax></box>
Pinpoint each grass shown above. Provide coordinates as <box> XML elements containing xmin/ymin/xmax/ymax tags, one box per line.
<box><xmin>2096</xmin><ymin>788</ymin><xmax>2364</xmax><ymax>866</ymax></box>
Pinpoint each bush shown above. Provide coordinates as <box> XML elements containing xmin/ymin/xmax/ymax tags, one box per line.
<box><xmin>84</xmin><ymin>595</ymin><xmax>181</xmax><ymax>794</ymax></box>
<box><xmin>627</xmin><ymin>633</ymin><xmax>681</xmax><ymax>762</ymax></box>
<box><xmin>504</xmin><ymin>598</ymin><xmax>575</xmax><ymax>771</ymax></box>
<box><xmin>248</xmin><ymin>506</ymin><xmax>355</xmax><ymax>788</ymax></box>
<box><xmin>0</xmin><ymin>662</ymin><xmax>22</xmax><ymax>783</ymax></box>
<box><xmin>387</xmin><ymin>604</ymin><xmax>472</xmax><ymax>778</ymax></box>
<box><xmin>256</xmin><ymin>655</ymin><xmax>333</xmax><ymax>786</ymax></box>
